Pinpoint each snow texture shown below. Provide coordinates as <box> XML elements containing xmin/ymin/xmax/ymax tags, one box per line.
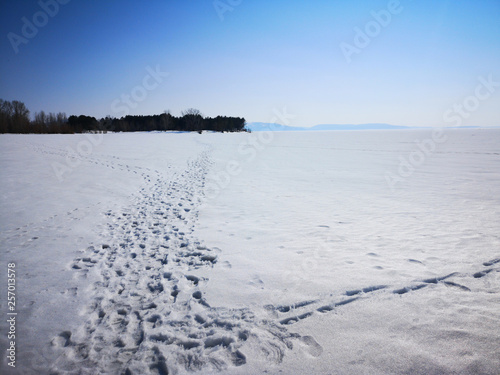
<box><xmin>1</xmin><ymin>129</ymin><xmax>499</xmax><ymax>374</ymax></box>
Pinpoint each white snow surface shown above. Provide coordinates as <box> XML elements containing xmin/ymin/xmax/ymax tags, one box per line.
<box><xmin>1</xmin><ymin>129</ymin><xmax>499</xmax><ymax>375</ymax></box>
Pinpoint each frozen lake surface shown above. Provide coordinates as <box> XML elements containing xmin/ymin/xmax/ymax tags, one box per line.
<box><xmin>1</xmin><ymin>129</ymin><xmax>499</xmax><ymax>374</ymax></box>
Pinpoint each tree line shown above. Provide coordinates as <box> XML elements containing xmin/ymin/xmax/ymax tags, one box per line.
<box><xmin>0</xmin><ymin>100</ymin><xmax>247</xmax><ymax>134</ymax></box>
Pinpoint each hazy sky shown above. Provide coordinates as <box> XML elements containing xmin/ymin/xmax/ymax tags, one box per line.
<box><xmin>1</xmin><ymin>0</ymin><xmax>499</xmax><ymax>127</ymax></box>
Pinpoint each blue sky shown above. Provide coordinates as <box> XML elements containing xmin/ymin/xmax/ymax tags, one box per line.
<box><xmin>1</xmin><ymin>0</ymin><xmax>499</xmax><ymax>127</ymax></box>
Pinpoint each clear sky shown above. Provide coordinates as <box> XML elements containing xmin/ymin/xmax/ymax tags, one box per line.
<box><xmin>1</xmin><ymin>0</ymin><xmax>499</xmax><ymax>127</ymax></box>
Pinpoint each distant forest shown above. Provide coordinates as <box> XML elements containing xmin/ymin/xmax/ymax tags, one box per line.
<box><xmin>0</xmin><ymin>99</ymin><xmax>247</xmax><ymax>134</ymax></box>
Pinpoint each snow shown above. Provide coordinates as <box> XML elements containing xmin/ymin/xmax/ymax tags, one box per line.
<box><xmin>1</xmin><ymin>129</ymin><xmax>499</xmax><ymax>374</ymax></box>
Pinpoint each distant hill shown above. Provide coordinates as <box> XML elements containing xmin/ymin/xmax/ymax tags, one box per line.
<box><xmin>311</xmin><ymin>123</ymin><xmax>410</xmax><ymax>130</ymax></box>
<box><xmin>245</xmin><ymin>123</ymin><xmax>306</xmax><ymax>131</ymax></box>
<box><xmin>245</xmin><ymin>122</ymin><xmax>411</xmax><ymax>131</ymax></box>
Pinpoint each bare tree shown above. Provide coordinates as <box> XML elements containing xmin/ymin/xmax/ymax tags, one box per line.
<box><xmin>10</xmin><ymin>100</ymin><xmax>30</xmax><ymax>133</ymax></box>
<box><xmin>33</xmin><ymin>110</ymin><xmax>47</xmax><ymax>133</ymax></box>
<box><xmin>181</xmin><ymin>108</ymin><xmax>204</xmax><ymax>132</ymax></box>
<box><xmin>0</xmin><ymin>99</ymin><xmax>13</xmax><ymax>133</ymax></box>
<box><xmin>160</xmin><ymin>110</ymin><xmax>172</xmax><ymax>131</ymax></box>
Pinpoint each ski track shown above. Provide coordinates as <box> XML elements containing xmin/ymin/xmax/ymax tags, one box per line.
<box><xmin>31</xmin><ymin>141</ymin><xmax>499</xmax><ymax>374</ymax></box>
<box><xmin>272</xmin><ymin>261</ymin><xmax>500</xmax><ymax>326</ymax></box>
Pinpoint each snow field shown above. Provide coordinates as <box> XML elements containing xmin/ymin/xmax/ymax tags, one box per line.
<box><xmin>1</xmin><ymin>129</ymin><xmax>499</xmax><ymax>374</ymax></box>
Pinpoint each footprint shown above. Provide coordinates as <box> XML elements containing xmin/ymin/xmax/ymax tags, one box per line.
<box><xmin>149</xmin><ymin>350</ymin><xmax>169</xmax><ymax>375</ymax></box>
<box><xmin>186</xmin><ymin>275</ymin><xmax>200</xmax><ymax>285</ymax></box>
<box><xmin>62</xmin><ymin>287</ymin><xmax>78</xmax><ymax>296</ymax></box>
<box><xmin>408</xmin><ymin>259</ymin><xmax>424</xmax><ymax>264</ymax></box>
<box><xmin>249</xmin><ymin>275</ymin><xmax>264</xmax><ymax>288</ymax></box>
<box><xmin>345</xmin><ymin>285</ymin><xmax>386</xmax><ymax>296</ymax></box>
<box><xmin>393</xmin><ymin>284</ymin><xmax>427</xmax><ymax>295</ymax></box>
<box><xmin>443</xmin><ymin>281</ymin><xmax>471</xmax><ymax>291</ymax></box>
<box><xmin>52</xmin><ymin>331</ymin><xmax>72</xmax><ymax>348</ymax></box>
<box><xmin>299</xmin><ymin>336</ymin><xmax>323</xmax><ymax>357</ymax></box>
<box><xmin>473</xmin><ymin>269</ymin><xmax>493</xmax><ymax>278</ymax></box>
<box><xmin>192</xmin><ymin>291</ymin><xmax>206</xmax><ymax>302</ymax></box>
<box><xmin>483</xmin><ymin>258</ymin><xmax>500</xmax><ymax>267</ymax></box>
<box><xmin>317</xmin><ymin>297</ymin><xmax>360</xmax><ymax>314</ymax></box>
<box><xmin>230</xmin><ymin>350</ymin><xmax>247</xmax><ymax>366</ymax></box>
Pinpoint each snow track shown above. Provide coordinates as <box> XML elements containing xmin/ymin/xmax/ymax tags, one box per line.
<box><xmin>272</xmin><ymin>259</ymin><xmax>500</xmax><ymax>326</ymax></box>
<box><xmin>45</xmin><ymin>137</ymin><xmax>499</xmax><ymax>374</ymax></box>
<box><xmin>49</xmin><ymin>144</ymin><xmax>307</xmax><ymax>374</ymax></box>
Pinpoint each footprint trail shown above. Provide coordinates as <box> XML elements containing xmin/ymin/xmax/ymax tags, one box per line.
<box><xmin>52</xmin><ymin>145</ymin><xmax>307</xmax><ymax>374</ymax></box>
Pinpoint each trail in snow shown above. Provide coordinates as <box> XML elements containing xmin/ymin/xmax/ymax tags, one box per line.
<box><xmin>43</xmin><ymin>139</ymin><xmax>500</xmax><ymax>374</ymax></box>
<box><xmin>272</xmin><ymin>259</ymin><xmax>500</xmax><ymax>326</ymax></box>
<box><xmin>48</xmin><ymin>144</ymin><xmax>306</xmax><ymax>374</ymax></box>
